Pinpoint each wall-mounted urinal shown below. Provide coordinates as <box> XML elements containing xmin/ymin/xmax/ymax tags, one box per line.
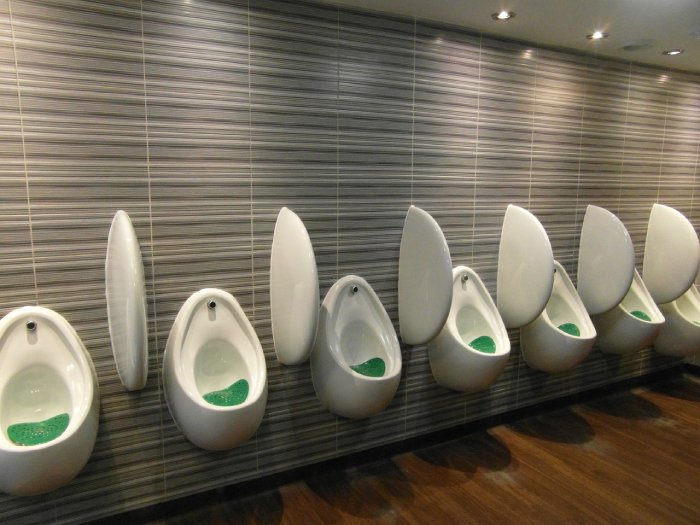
<box><xmin>310</xmin><ymin>275</ymin><xmax>401</xmax><ymax>419</ymax></box>
<box><xmin>654</xmin><ymin>285</ymin><xmax>700</xmax><ymax>357</ymax></box>
<box><xmin>520</xmin><ymin>261</ymin><xmax>596</xmax><ymax>373</ymax></box>
<box><xmin>497</xmin><ymin>205</ymin><xmax>554</xmax><ymax>329</ymax></box>
<box><xmin>427</xmin><ymin>266</ymin><xmax>510</xmax><ymax>392</ymax></box>
<box><xmin>270</xmin><ymin>207</ymin><xmax>319</xmax><ymax>365</ymax></box>
<box><xmin>643</xmin><ymin>203</ymin><xmax>700</xmax><ymax>304</ymax></box>
<box><xmin>577</xmin><ymin>205</ymin><xmax>635</xmax><ymax>316</ymax></box>
<box><xmin>398</xmin><ymin>205</ymin><xmax>452</xmax><ymax>345</ymax></box>
<box><xmin>163</xmin><ymin>288</ymin><xmax>267</xmax><ymax>450</ymax></box>
<box><xmin>0</xmin><ymin>306</ymin><xmax>99</xmax><ymax>496</ymax></box>
<box><xmin>593</xmin><ymin>270</ymin><xmax>665</xmax><ymax>354</ymax></box>
<box><xmin>106</xmin><ymin>210</ymin><xmax>148</xmax><ymax>391</ymax></box>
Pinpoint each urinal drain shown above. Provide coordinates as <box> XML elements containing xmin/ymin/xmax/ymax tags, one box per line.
<box><xmin>203</xmin><ymin>379</ymin><xmax>249</xmax><ymax>407</ymax></box>
<box><xmin>7</xmin><ymin>412</ymin><xmax>70</xmax><ymax>446</ymax></box>
<box><xmin>558</xmin><ymin>323</ymin><xmax>580</xmax><ymax>337</ymax></box>
<box><xmin>631</xmin><ymin>310</ymin><xmax>651</xmax><ymax>322</ymax></box>
<box><xmin>350</xmin><ymin>357</ymin><xmax>386</xmax><ymax>377</ymax></box>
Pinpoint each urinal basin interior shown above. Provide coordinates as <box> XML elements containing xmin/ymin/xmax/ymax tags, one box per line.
<box><xmin>456</xmin><ymin>306</ymin><xmax>501</xmax><ymax>355</ymax></box>
<box><xmin>340</xmin><ymin>320</ymin><xmax>390</xmax><ymax>377</ymax></box>
<box><xmin>1</xmin><ymin>365</ymin><xmax>72</xmax><ymax>447</ymax></box>
<box><xmin>545</xmin><ymin>294</ymin><xmax>586</xmax><ymax>336</ymax></box>
<box><xmin>675</xmin><ymin>286</ymin><xmax>700</xmax><ymax>324</ymax></box>
<box><xmin>193</xmin><ymin>339</ymin><xmax>251</xmax><ymax>406</ymax></box>
<box><xmin>620</xmin><ymin>283</ymin><xmax>656</xmax><ymax>322</ymax></box>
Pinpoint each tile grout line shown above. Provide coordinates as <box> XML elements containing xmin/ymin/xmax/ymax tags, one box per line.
<box><xmin>138</xmin><ymin>0</ymin><xmax>165</xmax><ymax>497</ymax></box>
<box><xmin>409</xmin><ymin>17</ymin><xmax>416</xmax><ymax>207</ymax></box>
<box><xmin>527</xmin><ymin>48</ymin><xmax>539</xmax><ymax>209</ymax></box>
<box><xmin>616</xmin><ymin>62</ymin><xmax>633</xmax><ymax>216</ymax></box>
<box><xmin>8</xmin><ymin>0</ymin><xmax>39</xmax><ymax>306</ymax></box>
<box><xmin>246</xmin><ymin>0</ymin><xmax>260</xmax><ymax>473</ymax></box>
<box><xmin>570</xmin><ymin>58</ymin><xmax>589</xmax><ymax>269</ymax></box>
<box><xmin>656</xmin><ymin>71</ymin><xmax>671</xmax><ymax>203</ymax></box>
<box><xmin>335</xmin><ymin>5</ymin><xmax>340</xmax><ymax>451</ymax></box>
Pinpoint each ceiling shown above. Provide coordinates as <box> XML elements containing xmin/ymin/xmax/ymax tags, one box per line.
<box><xmin>318</xmin><ymin>0</ymin><xmax>700</xmax><ymax>74</ymax></box>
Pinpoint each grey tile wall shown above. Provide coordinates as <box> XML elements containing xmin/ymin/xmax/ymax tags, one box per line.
<box><xmin>0</xmin><ymin>0</ymin><xmax>698</xmax><ymax>522</ymax></box>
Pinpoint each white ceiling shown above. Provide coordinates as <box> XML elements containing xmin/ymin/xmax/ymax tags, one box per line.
<box><xmin>319</xmin><ymin>0</ymin><xmax>700</xmax><ymax>74</ymax></box>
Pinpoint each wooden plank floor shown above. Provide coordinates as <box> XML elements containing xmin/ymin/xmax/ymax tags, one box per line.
<box><xmin>132</xmin><ymin>373</ymin><xmax>700</xmax><ymax>524</ymax></box>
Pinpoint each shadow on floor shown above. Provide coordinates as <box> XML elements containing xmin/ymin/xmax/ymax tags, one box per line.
<box><xmin>508</xmin><ymin>408</ymin><xmax>595</xmax><ymax>445</ymax></box>
<box><xmin>583</xmin><ymin>391</ymin><xmax>663</xmax><ymax>420</ymax></box>
<box><xmin>413</xmin><ymin>430</ymin><xmax>512</xmax><ymax>479</ymax></box>
<box><xmin>305</xmin><ymin>458</ymin><xmax>415</xmax><ymax>520</ymax></box>
<box><xmin>649</xmin><ymin>374</ymin><xmax>700</xmax><ymax>402</ymax></box>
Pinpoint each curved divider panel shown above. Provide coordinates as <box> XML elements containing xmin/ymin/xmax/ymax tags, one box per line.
<box><xmin>0</xmin><ymin>306</ymin><xmax>99</xmax><ymax>496</ymax></box>
<box><xmin>163</xmin><ymin>288</ymin><xmax>268</xmax><ymax>451</ymax></box>
<box><xmin>399</xmin><ymin>206</ymin><xmax>453</xmax><ymax>345</ymax></box>
<box><xmin>270</xmin><ymin>207</ymin><xmax>319</xmax><ymax>365</ymax></box>
<box><xmin>106</xmin><ymin>210</ymin><xmax>148</xmax><ymax>391</ymax></box>
<box><xmin>655</xmin><ymin>285</ymin><xmax>700</xmax><ymax>357</ymax></box>
<box><xmin>577</xmin><ymin>205</ymin><xmax>635</xmax><ymax>315</ymax></box>
<box><xmin>520</xmin><ymin>261</ymin><xmax>596</xmax><ymax>373</ymax></box>
<box><xmin>497</xmin><ymin>205</ymin><xmax>554</xmax><ymax>329</ymax></box>
<box><xmin>643</xmin><ymin>203</ymin><xmax>700</xmax><ymax>304</ymax></box>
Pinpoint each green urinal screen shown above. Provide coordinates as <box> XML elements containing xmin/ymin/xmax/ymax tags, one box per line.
<box><xmin>203</xmin><ymin>379</ymin><xmax>250</xmax><ymax>407</ymax></box>
<box><xmin>558</xmin><ymin>323</ymin><xmax>580</xmax><ymax>336</ymax></box>
<box><xmin>631</xmin><ymin>310</ymin><xmax>652</xmax><ymax>322</ymax></box>
<box><xmin>469</xmin><ymin>335</ymin><xmax>496</xmax><ymax>354</ymax></box>
<box><xmin>350</xmin><ymin>357</ymin><xmax>386</xmax><ymax>377</ymax></box>
<box><xmin>7</xmin><ymin>413</ymin><xmax>70</xmax><ymax>446</ymax></box>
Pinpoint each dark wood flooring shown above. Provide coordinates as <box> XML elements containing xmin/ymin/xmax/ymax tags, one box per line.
<box><xmin>127</xmin><ymin>373</ymin><xmax>700</xmax><ymax>524</ymax></box>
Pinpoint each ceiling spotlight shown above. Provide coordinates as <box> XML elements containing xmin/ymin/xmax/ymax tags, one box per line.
<box><xmin>587</xmin><ymin>31</ymin><xmax>608</xmax><ymax>40</ymax></box>
<box><xmin>491</xmin><ymin>11</ymin><xmax>515</xmax><ymax>21</ymax></box>
<box><xmin>662</xmin><ymin>49</ymin><xmax>684</xmax><ymax>55</ymax></box>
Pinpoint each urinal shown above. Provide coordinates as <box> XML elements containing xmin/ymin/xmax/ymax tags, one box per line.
<box><xmin>427</xmin><ymin>266</ymin><xmax>510</xmax><ymax>392</ymax></box>
<box><xmin>310</xmin><ymin>275</ymin><xmax>401</xmax><ymax>419</ymax></box>
<box><xmin>0</xmin><ymin>306</ymin><xmax>99</xmax><ymax>496</ymax></box>
<box><xmin>577</xmin><ymin>205</ymin><xmax>635</xmax><ymax>316</ymax></box>
<box><xmin>270</xmin><ymin>207</ymin><xmax>319</xmax><ymax>365</ymax></box>
<box><xmin>398</xmin><ymin>205</ymin><xmax>452</xmax><ymax>345</ymax></box>
<box><xmin>654</xmin><ymin>285</ymin><xmax>700</xmax><ymax>357</ymax></box>
<box><xmin>163</xmin><ymin>288</ymin><xmax>267</xmax><ymax>451</ymax></box>
<box><xmin>105</xmin><ymin>210</ymin><xmax>148</xmax><ymax>391</ymax></box>
<box><xmin>593</xmin><ymin>270</ymin><xmax>665</xmax><ymax>354</ymax></box>
<box><xmin>497</xmin><ymin>205</ymin><xmax>554</xmax><ymax>329</ymax></box>
<box><xmin>520</xmin><ymin>261</ymin><xmax>596</xmax><ymax>373</ymax></box>
<box><xmin>643</xmin><ymin>204</ymin><xmax>700</xmax><ymax>304</ymax></box>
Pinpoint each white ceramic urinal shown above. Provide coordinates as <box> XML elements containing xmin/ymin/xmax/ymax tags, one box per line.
<box><xmin>497</xmin><ymin>205</ymin><xmax>554</xmax><ymax>329</ymax></box>
<box><xmin>106</xmin><ymin>210</ymin><xmax>148</xmax><ymax>391</ymax></box>
<box><xmin>654</xmin><ymin>285</ymin><xmax>700</xmax><ymax>357</ymax></box>
<box><xmin>593</xmin><ymin>270</ymin><xmax>665</xmax><ymax>354</ymax></box>
<box><xmin>577</xmin><ymin>205</ymin><xmax>635</xmax><ymax>316</ymax></box>
<box><xmin>270</xmin><ymin>207</ymin><xmax>319</xmax><ymax>365</ymax></box>
<box><xmin>0</xmin><ymin>307</ymin><xmax>99</xmax><ymax>496</ymax></box>
<box><xmin>520</xmin><ymin>261</ymin><xmax>596</xmax><ymax>373</ymax></box>
<box><xmin>163</xmin><ymin>288</ymin><xmax>267</xmax><ymax>451</ymax></box>
<box><xmin>398</xmin><ymin>206</ymin><xmax>452</xmax><ymax>345</ymax></box>
<box><xmin>643</xmin><ymin>203</ymin><xmax>700</xmax><ymax>304</ymax></box>
<box><xmin>310</xmin><ymin>275</ymin><xmax>401</xmax><ymax>419</ymax></box>
<box><xmin>427</xmin><ymin>266</ymin><xmax>510</xmax><ymax>392</ymax></box>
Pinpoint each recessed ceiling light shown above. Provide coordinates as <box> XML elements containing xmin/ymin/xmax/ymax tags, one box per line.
<box><xmin>586</xmin><ymin>31</ymin><xmax>608</xmax><ymax>40</ymax></box>
<box><xmin>491</xmin><ymin>11</ymin><xmax>515</xmax><ymax>21</ymax></box>
<box><xmin>662</xmin><ymin>49</ymin><xmax>684</xmax><ymax>56</ymax></box>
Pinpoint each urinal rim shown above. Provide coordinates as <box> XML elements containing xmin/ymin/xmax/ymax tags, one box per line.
<box><xmin>166</xmin><ymin>288</ymin><xmax>267</xmax><ymax>411</ymax></box>
<box><xmin>0</xmin><ymin>305</ymin><xmax>96</xmax><ymax>452</ymax></box>
<box><xmin>663</xmin><ymin>284</ymin><xmax>700</xmax><ymax>326</ymax></box>
<box><xmin>444</xmin><ymin>265</ymin><xmax>510</xmax><ymax>357</ymax></box>
<box><xmin>536</xmin><ymin>261</ymin><xmax>596</xmax><ymax>340</ymax></box>
<box><xmin>321</xmin><ymin>275</ymin><xmax>401</xmax><ymax>381</ymax></box>
<box><xmin>618</xmin><ymin>269</ymin><xmax>665</xmax><ymax>325</ymax></box>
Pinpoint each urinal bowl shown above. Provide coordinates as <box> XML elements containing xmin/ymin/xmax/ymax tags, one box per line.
<box><xmin>428</xmin><ymin>266</ymin><xmax>510</xmax><ymax>392</ymax></box>
<box><xmin>310</xmin><ymin>276</ymin><xmax>401</xmax><ymax>419</ymax></box>
<box><xmin>654</xmin><ymin>285</ymin><xmax>700</xmax><ymax>357</ymax></box>
<box><xmin>520</xmin><ymin>262</ymin><xmax>596</xmax><ymax>373</ymax></box>
<box><xmin>0</xmin><ymin>306</ymin><xmax>99</xmax><ymax>496</ymax></box>
<box><xmin>163</xmin><ymin>289</ymin><xmax>268</xmax><ymax>451</ymax></box>
<box><xmin>593</xmin><ymin>270</ymin><xmax>664</xmax><ymax>355</ymax></box>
